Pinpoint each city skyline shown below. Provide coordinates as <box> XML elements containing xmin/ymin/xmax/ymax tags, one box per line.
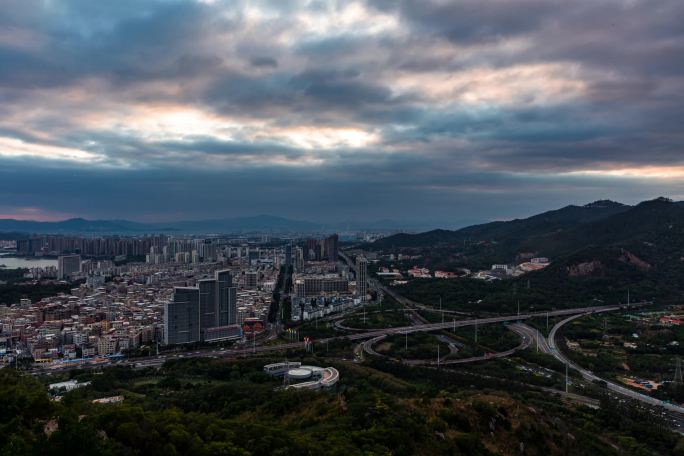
<box><xmin>2</xmin><ymin>1</ymin><xmax>684</xmax><ymax>225</ymax></box>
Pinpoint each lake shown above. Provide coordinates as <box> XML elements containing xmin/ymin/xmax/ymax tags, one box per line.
<box><xmin>0</xmin><ymin>255</ymin><xmax>58</xmax><ymax>269</ymax></box>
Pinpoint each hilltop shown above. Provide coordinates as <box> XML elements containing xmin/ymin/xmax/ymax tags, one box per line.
<box><xmin>369</xmin><ymin>198</ymin><xmax>684</xmax><ymax>311</ymax></box>
<box><xmin>369</xmin><ymin>199</ymin><xmax>632</xmax><ymax>251</ymax></box>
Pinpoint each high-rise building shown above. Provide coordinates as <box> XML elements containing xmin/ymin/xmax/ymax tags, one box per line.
<box><xmin>165</xmin><ymin>270</ymin><xmax>237</xmax><ymax>344</ymax></box>
<box><xmin>356</xmin><ymin>256</ymin><xmax>368</xmax><ymax>302</ymax></box>
<box><xmin>245</xmin><ymin>270</ymin><xmax>258</xmax><ymax>289</ymax></box>
<box><xmin>305</xmin><ymin>239</ymin><xmax>318</xmax><ymax>260</ymax></box>
<box><xmin>294</xmin><ymin>246</ymin><xmax>304</xmax><ymax>272</ymax></box>
<box><xmin>164</xmin><ymin>287</ymin><xmax>201</xmax><ymax>345</ymax></box>
<box><xmin>323</xmin><ymin>234</ymin><xmax>339</xmax><ymax>261</ymax></box>
<box><xmin>58</xmin><ymin>254</ymin><xmax>81</xmax><ymax>280</ymax></box>
<box><xmin>198</xmin><ymin>278</ymin><xmax>217</xmax><ymax>331</ymax></box>
<box><xmin>216</xmin><ymin>270</ymin><xmax>236</xmax><ymax>325</ymax></box>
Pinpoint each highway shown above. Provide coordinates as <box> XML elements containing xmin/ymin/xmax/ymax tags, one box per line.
<box><xmin>513</xmin><ymin>322</ymin><xmax>551</xmax><ymax>354</ymax></box>
<box><xmin>362</xmin><ymin>322</ymin><xmax>532</xmax><ymax>366</ymax></box>
<box><xmin>546</xmin><ymin>311</ymin><xmax>684</xmax><ymax>427</ymax></box>
<box><xmin>33</xmin><ymin>304</ymin><xmax>629</xmax><ymax>375</ymax></box>
<box><xmin>341</xmin><ymin>304</ymin><xmax>627</xmax><ymax>342</ymax></box>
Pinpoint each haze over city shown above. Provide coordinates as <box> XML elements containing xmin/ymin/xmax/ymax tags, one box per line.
<box><xmin>1</xmin><ymin>0</ymin><xmax>684</xmax><ymax>225</ymax></box>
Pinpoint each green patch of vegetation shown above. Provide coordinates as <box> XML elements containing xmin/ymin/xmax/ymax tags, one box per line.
<box><xmin>0</xmin><ymin>282</ymin><xmax>72</xmax><ymax>307</ymax></box>
<box><xmin>376</xmin><ymin>332</ymin><xmax>453</xmax><ymax>361</ymax></box>
<box><xmin>344</xmin><ymin>298</ymin><xmax>412</xmax><ymax>329</ymax></box>
<box><xmin>558</xmin><ymin>311</ymin><xmax>684</xmax><ymax>403</ymax></box>
<box><xmin>3</xmin><ymin>354</ymin><xmax>683</xmax><ymax>455</ymax></box>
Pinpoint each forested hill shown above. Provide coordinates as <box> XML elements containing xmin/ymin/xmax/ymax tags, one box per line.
<box><xmin>370</xmin><ymin>200</ymin><xmax>630</xmax><ymax>249</ymax></box>
<box><xmin>370</xmin><ymin>198</ymin><xmax>683</xmax><ymax>261</ymax></box>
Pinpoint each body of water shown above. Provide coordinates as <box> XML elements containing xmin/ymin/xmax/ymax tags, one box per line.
<box><xmin>0</xmin><ymin>255</ymin><xmax>58</xmax><ymax>269</ymax></box>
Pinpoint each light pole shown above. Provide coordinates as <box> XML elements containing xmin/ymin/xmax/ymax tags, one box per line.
<box><xmin>546</xmin><ymin>311</ymin><xmax>549</xmax><ymax>331</ymax></box>
<box><xmin>474</xmin><ymin>319</ymin><xmax>478</xmax><ymax>344</ymax></box>
<box><xmin>440</xmin><ymin>296</ymin><xmax>444</xmax><ymax>323</ymax></box>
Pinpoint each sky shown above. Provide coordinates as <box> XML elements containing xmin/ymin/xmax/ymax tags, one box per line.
<box><xmin>1</xmin><ymin>0</ymin><xmax>683</xmax><ymax>226</ymax></box>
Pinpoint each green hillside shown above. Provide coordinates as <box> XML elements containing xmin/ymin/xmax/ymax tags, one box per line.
<box><xmin>2</xmin><ymin>358</ymin><xmax>682</xmax><ymax>456</ymax></box>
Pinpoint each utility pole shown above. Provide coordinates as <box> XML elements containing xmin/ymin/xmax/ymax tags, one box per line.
<box><xmin>536</xmin><ymin>329</ymin><xmax>539</xmax><ymax>353</ymax></box>
<box><xmin>603</xmin><ymin>317</ymin><xmax>608</xmax><ymax>338</ymax></box>
<box><xmin>474</xmin><ymin>320</ymin><xmax>478</xmax><ymax>344</ymax></box>
<box><xmin>440</xmin><ymin>296</ymin><xmax>444</xmax><ymax>323</ymax></box>
<box><xmin>675</xmin><ymin>358</ymin><xmax>683</xmax><ymax>384</ymax></box>
<box><xmin>253</xmin><ymin>332</ymin><xmax>256</xmax><ymax>354</ymax></box>
<box><xmin>437</xmin><ymin>344</ymin><xmax>440</xmax><ymax>368</ymax></box>
<box><xmin>546</xmin><ymin>311</ymin><xmax>549</xmax><ymax>331</ymax></box>
<box><xmin>565</xmin><ymin>363</ymin><xmax>569</xmax><ymax>393</ymax></box>
<box><xmin>627</xmin><ymin>289</ymin><xmax>630</xmax><ymax>308</ymax></box>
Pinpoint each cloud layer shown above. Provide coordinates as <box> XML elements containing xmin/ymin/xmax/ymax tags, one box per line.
<box><xmin>1</xmin><ymin>0</ymin><xmax>683</xmax><ymax>224</ymax></box>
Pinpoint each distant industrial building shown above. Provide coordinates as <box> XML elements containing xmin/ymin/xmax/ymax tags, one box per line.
<box><xmin>293</xmin><ymin>275</ymin><xmax>350</xmax><ymax>297</ymax></box>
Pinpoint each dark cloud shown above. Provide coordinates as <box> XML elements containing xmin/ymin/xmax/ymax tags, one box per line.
<box><xmin>371</xmin><ymin>0</ymin><xmax>562</xmax><ymax>44</ymax></box>
<box><xmin>249</xmin><ymin>56</ymin><xmax>278</xmax><ymax>68</ymax></box>
<box><xmin>0</xmin><ymin>0</ymin><xmax>683</xmax><ymax>223</ymax></box>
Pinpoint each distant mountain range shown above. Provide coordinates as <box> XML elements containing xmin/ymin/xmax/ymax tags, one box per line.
<box><xmin>371</xmin><ymin>197</ymin><xmax>684</xmax><ymax>283</ymax></box>
<box><xmin>370</xmin><ymin>199</ymin><xmax>634</xmax><ymax>250</ymax></box>
<box><xmin>370</xmin><ymin>197</ymin><xmax>684</xmax><ymax>309</ymax></box>
<box><xmin>0</xmin><ymin>215</ymin><xmax>442</xmax><ymax>235</ymax></box>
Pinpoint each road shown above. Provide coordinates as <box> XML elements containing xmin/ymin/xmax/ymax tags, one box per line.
<box><xmin>546</xmin><ymin>311</ymin><xmax>684</xmax><ymax>428</ymax></box>
<box><xmin>34</xmin><ymin>304</ymin><xmax>630</xmax><ymax>375</ymax></box>
<box><xmin>512</xmin><ymin>322</ymin><xmax>551</xmax><ymax>354</ymax></box>
<box><xmin>363</xmin><ymin>322</ymin><xmax>532</xmax><ymax>366</ymax></box>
